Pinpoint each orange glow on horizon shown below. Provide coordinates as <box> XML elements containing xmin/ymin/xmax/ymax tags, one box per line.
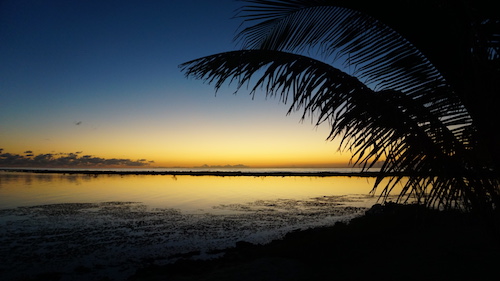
<box><xmin>0</xmin><ymin>144</ymin><xmax>354</xmax><ymax>169</ymax></box>
<box><xmin>2</xmin><ymin>122</ymin><xmax>356</xmax><ymax>169</ymax></box>
<box><xmin>1</xmin><ymin>101</ymin><xmax>357</xmax><ymax>169</ymax></box>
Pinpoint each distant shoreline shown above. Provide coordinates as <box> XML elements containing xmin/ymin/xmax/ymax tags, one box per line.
<box><xmin>0</xmin><ymin>168</ymin><xmax>400</xmax><ymax>177</ymax></box>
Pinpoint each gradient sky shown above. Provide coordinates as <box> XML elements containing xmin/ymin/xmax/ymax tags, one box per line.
<box><xmin>0</xmin><ymin>0</ymin><xmax>352</xmax><ymax>168</ymax></box>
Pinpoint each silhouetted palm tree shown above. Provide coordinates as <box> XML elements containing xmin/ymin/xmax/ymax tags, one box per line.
<box><xmin>181</xmin><ymin>0</ymin><xmax>499</xmax><ymax>213</ymax></box>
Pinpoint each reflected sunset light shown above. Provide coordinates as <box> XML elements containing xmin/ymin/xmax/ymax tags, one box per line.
<box><xmin>0</xmin><ymin>172</ymin><xmax>392</xmax><ymax>212</ymax></box>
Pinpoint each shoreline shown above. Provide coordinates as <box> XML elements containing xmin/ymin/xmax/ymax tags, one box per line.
<box><xmin>129</xmin><ymin>203</ymin><xmax>500</xmax><ymax>281</ymax></box>
<box><xmin>3</xmin><ymin>169</ymin><xmax>499</xmax><ymax>280</ymax></box>
<box><xmin>0</xmin><ymin>168</ymin><xmax>402</xmax><ymax>177</ymax></box>
<box><xmin>4</xmin><ymin>202</ymin><xmax>498</xmax><ymax>281</ymax></box>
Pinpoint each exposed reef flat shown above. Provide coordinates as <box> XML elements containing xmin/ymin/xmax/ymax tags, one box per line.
<box><xmin>129</xmin><ymin>203</ymin><xmax>500</xmax><ymax>281</ymax></box>
<box><xmin>0</xmin><ymin>197</ymin><xmax>368</xmax><ymax>281</ymax></box>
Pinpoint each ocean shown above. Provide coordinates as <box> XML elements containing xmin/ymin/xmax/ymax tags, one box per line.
<box><xmin>0</xmin><ymin>168</ymin><xmax>390</xmax><ymax>281</ymax></box>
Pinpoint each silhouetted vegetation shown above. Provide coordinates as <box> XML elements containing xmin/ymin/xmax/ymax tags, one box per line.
<box><xmin>181</xmin><ymin>0</ymin><xmax>500</xmax><ymax>214</ymax></box>
<box><xmin>0</xmin><ymin>149</ymin><xmax>153</xmax><ymax>167</ymax></box>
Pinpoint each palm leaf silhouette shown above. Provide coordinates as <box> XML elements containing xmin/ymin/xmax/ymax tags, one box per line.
<box><xmin>181</xmin><ymin>0</ymin><xmax>500</xmax><ymax>212</ymax></box>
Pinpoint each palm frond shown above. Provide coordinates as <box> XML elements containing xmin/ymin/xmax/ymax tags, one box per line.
<box><xmin>234</xmin><ymin>0</ymin><xmax>475</xmax><ymax>153</ymax></box>
<box><xmin>181</xmin><ymin>1</ymin><xmax>500</xmax><ymax>212</ymax></box>
<box><xmin>235</xmin><ymin>0</ymin><xmax>448</xmax><ymax>97</ymax></box>
<box><xmin>181</xmin><ymin>49</ymin><xmax>371</xmax><ymax>115</ymax></box>
<box><xmin>180</xmin><ymin>49</ymin><xmax>488</xmax><ymax>210</ymax></box>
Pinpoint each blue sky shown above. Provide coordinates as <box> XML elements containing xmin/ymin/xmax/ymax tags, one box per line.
<box><xmin>0</xmin><ymin>0</ymin><xmax>350</xmax><ymax>168</ymax></box>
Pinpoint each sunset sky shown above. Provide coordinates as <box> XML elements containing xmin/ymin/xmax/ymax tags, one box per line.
<box><xmin>0</xmin><ymin>0</ymin><xmax>352</xmax><ymax>168</ymax></box>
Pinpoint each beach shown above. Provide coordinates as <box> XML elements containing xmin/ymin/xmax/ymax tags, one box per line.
<box><xmin>1</xmin><ymin>170</ymin><xmax>498</xmax><ymax>280</ymax></box>
<box><xmin>129</xmin><ymin>203</ymin><xmax>500</xmax><ymax>281</ymax></box>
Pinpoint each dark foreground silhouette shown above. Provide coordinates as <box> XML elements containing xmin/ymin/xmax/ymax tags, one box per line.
<box><xmin>129</xmin><ymin>203</ymin><xmax>499</xmax><ymax>281</ymax></box>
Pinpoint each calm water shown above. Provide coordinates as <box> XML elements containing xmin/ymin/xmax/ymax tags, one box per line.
<box><xmin>0</xmin><ymin>169</ymin><xmax>393</xmax><ymax>281</ymax></box>
<box><xmin>0</xmin><ymin>169</ymin><xmax>381</xmax><ymax>210</ymax></box>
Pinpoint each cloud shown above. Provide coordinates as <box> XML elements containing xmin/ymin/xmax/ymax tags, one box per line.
<box><xmin>0</xmin><ymin>150</ymin><xmax>154</xmax><ymax>168</ymax></box>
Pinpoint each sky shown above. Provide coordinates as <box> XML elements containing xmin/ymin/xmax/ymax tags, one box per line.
<box><xmin>0</xmin><ymin>0</ymin><xmax>352</xmax><ymax>168</ymax></box>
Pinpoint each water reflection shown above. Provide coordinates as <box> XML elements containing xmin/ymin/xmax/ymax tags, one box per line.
<box><xmin>0</xmin><ymin>171</ymin><xmax>400</xmax><ymax>281</ymax></box>
<box><xmin>0</xmin><ymin>171</ymin><xmax>96</xmax><ymax>187</ymax></box>
<box><xmin>0</xmin><ymin>171</ymin><xmax>383</xmax><ymax>211</ymax></box>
